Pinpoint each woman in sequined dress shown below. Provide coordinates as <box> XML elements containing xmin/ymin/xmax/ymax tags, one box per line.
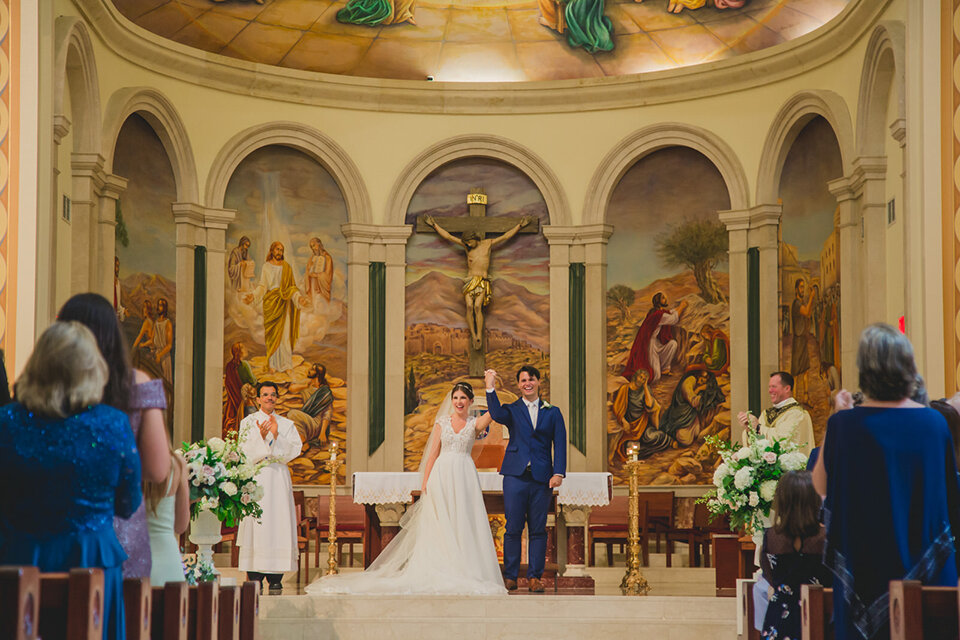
<box><xmin>0</xmin><ymin>321</ymin><xmax>142</xmax><ymax>640</ymax></box>
<box><xmin>59</xmin><ymin>293</ymin><xmax>171</xmax><ymax>579</ymax></box>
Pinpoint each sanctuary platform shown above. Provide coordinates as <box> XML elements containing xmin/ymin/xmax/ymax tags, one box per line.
<box><xmin>257</xmin><ymin>593</ymin><xmax>737</xmax><ymax>640</ymax></box>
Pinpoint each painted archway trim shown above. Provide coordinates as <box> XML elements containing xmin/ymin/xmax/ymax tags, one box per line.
<box><xmin>583</xmin><ymin>123</ymin><xmax>749</xmax><ymax>225</ymax></box>
<box><xmin>385</xmin><ymin>134</ymin><xmax>571</xmax><ymax>226</ymax></box>
<box><xmin>54</xmin><ymin>17</ymin><xmax>101</xmax><ymax>154</ymax></box>
<box><xmin>205</xmin><ymin>122</ymin><xmax>370</xmax><ymax>223</ymax></box>
<box><xmin>756</xmin><ymin>90</ymin><xmax>855</xmax><ymax>205</ymax></box>
<box><xmin>102</xmin><ymin>87</ymin><xmax>200</xmax><ymax>203</ymax></box>
<box><xmin>856</xmin><ymin>21</ymin><xmax>906</xmax><ymax>157</ymax></box>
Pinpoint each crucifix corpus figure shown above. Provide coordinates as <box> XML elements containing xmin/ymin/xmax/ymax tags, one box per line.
<box><xmin>418</xmin><ymin>189</ymin><xmax>538</xmax><ymax>375</ymax></box>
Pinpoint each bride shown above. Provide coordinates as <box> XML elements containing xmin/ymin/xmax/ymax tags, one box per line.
<box><xmin>306</xmin><ymin>381</ymin><xmax>507</xmax><ymax>595</ymax></box>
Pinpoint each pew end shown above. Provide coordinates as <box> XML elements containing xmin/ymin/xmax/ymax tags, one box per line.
<box><xmin>0</xmin><ymin>566</ymin><xmax>40</xmax><ymax>640</ymax></box>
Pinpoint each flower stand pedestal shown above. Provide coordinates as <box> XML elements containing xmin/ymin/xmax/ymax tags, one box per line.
<box><xmin>189</xmin><ymin>509</ymin><xmax>222</xmax><ymax>572</ymax></box>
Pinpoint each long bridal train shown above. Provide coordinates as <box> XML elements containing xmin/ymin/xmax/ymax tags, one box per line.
<box><xmin>305</xmin><ymin>414</ymin><xmax>506</xmax><ymax>595</ymax></box>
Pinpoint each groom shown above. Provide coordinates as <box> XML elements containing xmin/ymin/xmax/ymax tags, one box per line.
<box><xmin>485</xmin><ymin>366</ymin><xmax>566</xmax><ymax>592</ymax></box>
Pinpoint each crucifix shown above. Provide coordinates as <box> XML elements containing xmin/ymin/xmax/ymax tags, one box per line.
<box><xmin>417</xmin><ymin>187</ymin><xmax>540</xmax><ymax>376</ymax></box>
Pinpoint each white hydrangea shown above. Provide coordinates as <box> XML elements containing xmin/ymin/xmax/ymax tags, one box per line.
<box><xmin>206</xmin><ymin>437</ymin><xmax>226</xmax><ymax>454</ymax></box>
<box><xmin>778</xmin><ymin>452</ymin><xmax>808</xmax><ymax>471</ymax></box>
<box><xmin>221</xmin><ymin>481</ymin><xmax>238</xmax><ymax>496</ymax></box>
<box><xmin>759</xmin><ymin>480</ymin><xmax>778</xmax><ymax>502</ymax></box>
<box><xmin>713</xmin><ymin>463</ymin><xmax>731</xmax><ymax>486</ymax></box>
<box><xmin>251</xmin><ymin>484</ymin><xmax>265</xmax><ymax>501</ymax></box>
<box><xmin>734</xmin><ymin>466</ymin><xmax>754</xmax><ymax>490</ymax></box>
<box><xmin>734</xmin><ymin>447</ymin><xmax>752</xmax><ymax>461</ymax></box>
<box><xmin>755</xmin><ymin>439</ymin><xmax>771</xmax><ymax>451</ymax></box>
<box><xmin>748</xmin><ymin>492</ymin><xmax>760</xmax><ymax>507</ymax></box>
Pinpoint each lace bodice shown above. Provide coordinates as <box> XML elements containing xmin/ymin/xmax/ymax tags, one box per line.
<box><xmin>439</xmin><ymin>415</ymin><xmax>476</xmax><ymax>456</ymax></box>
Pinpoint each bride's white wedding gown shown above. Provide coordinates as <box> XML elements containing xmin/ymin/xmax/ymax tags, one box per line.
<box><xmin>305</xmin><ymin>415</ymin><xmax>507</xmax><ymax>595</ymax></box>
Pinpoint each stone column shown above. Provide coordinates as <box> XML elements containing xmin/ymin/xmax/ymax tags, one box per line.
<box><xmin>383</xmin><ymin>227</ymin><xmax>413</xmax><ymax>472</ymax></box>
<box><xmin>202</xmin><ymin>208</ymin><xmax>236</xmax><ymax>440</ymax></box>
<box><xmin>172</xmin><ymin>204</ymin><xmax>205</xmax><ymax>447</ymax></box>
<box><xmin>719</xmin><ymin>209</ymin><xmax>751</xmax><ymax>441</ymax></box>
<box><xmin>374</xmin><ymin>502</ymin><xmax>407</xmax><ymax>549</ymax></box>
<box><xmin>851</xmin><ymin>157</ymin><xmax>889</xmax><ymax>325</ymax></box>
<box><xmin>542</xmin><ymin>226</ymin><xmax>572</xmax><ymax>465</ymax></box>
<box><xmin>96</xmin><ymin>174</ymin><xmax>127</xmax><ymax>300</ymax></box>
<box><xmin>750</xmin><ymin>205</ymin><xmax>782</xmax><ymax>403</ymax></box>
<box><xmin>70</xmin><ymin>153</ymin><xmax>105</xmax><ymax>295</ymax></box>
<box><xmin>828</xmin><ymin>177</ymin><xmax>861</xmax><ymax>383</ymax></box>
<box><xmin>342</xmin><ymin>224</ymin><xmax>374</xmax><ymax>478</ymax></box>
<box><xmin>581</xmin><ymin>225</ymin><xmax>613</xmax><ymax>472</ymax></box>
<box><xmin>560</xmin><ymin>504</ymin><xmax>592</xmax><ymax>577</ymax></box>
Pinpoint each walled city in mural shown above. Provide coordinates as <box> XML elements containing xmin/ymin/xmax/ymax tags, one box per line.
<box><xmin>778</xmin><ymin>115</ymin><xmax>843</xmax><ymax>445</ymax></box>
<box><xmin>222</xmin><ymin>145</ymin><xmax>348</xmax><ymax>485</ymax></box>
<box><xmin>115</xmin><ymin>0</ymin><xmax>849</xmax><ymax>82</ymax></box>
<box><xmin>606</xmin><ymin>146</ymin><xmax>731</xmax><ymax>486</ymax></box>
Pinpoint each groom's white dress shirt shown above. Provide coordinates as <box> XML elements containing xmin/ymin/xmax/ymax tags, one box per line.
<box><xmin>524</xmin><ymin>398</ymin><xmax>539</xmax><ymax>429</ymax></box>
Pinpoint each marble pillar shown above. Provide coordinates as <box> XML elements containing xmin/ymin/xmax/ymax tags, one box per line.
<box><xmin>96</xmin><ymin>174</ymin><xmax>126</xmax><ymax>300</ymax></box>
<box><xmin>828</xmin><ymin>176</ymin><xmax>862</xmax><ymax>383</ymax></box>
<box><xmin>172</xmin><ymin>204</ymin><xmax>204</xmax><ymax>446</ymax></box>
<box><xmin>560</xmin><ymin>504</ymin><xmax>591</xmax><ymax>577</ymax></box>
<box><xmin>375</xmin><ymin>502</ymin><xmax>407</xmax><ymax>547</ymax></box>
<box><xmin>202</xmin><ymin>208</ymin><xmax>236</xmax><ymax>439</ymax></box>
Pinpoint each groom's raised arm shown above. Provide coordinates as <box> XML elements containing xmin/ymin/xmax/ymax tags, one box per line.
<box><xmin>484</xmin><ymin>369</ymin><xmax>512</xmax><ymax>426</ymax></box>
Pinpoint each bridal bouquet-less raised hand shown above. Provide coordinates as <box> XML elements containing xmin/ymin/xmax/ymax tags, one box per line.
<box><xmin>698</xmin><ymin>425</ymin><xmax>808</xmax><ymax>534</ymax></box>
<box><xmin>179</xmin><ymin>430</ymin><xmax>267</xmax><ymax>527</ymax></box>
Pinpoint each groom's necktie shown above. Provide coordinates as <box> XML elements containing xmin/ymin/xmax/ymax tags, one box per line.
<box><xmin>524</xmin><ymin>399</ymin><xmax>539</xmax><ymax>429</ymax></box>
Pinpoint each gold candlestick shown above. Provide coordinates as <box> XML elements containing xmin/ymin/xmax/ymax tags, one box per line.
<box><xmin>324</xmin><ymin>441</ymin><xmax>342</xmax><ymax>576</ymax></box>
<box><xmin>621</xmin><ymin>445</ymin><xmax>651</xmax><ymax>596</ymax></box>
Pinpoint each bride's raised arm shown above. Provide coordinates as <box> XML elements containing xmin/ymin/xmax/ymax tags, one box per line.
<box><xmin>420</xmin><ymin>419</ymin><xmax>443</xmax><ymax>494</ymax></box>
<box><xmin>475</xmin><ymin>410</ymin><xmax>494</xmax><ymax>432</ymax></box>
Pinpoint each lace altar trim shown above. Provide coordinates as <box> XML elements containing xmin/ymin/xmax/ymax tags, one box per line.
<box><xmin>556</xmin><ymin>473</ymin><xmax>611</xmax><ymax>506</ymax></box>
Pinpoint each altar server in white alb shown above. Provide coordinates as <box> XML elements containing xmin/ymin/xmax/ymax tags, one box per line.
<box><xmin>237</xmin><ymin>381</ymin><xmax>303</xmax><ymax>593</ymax></box>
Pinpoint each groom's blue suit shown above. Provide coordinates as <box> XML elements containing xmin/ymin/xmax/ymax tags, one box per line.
<box><xmin>486</xmin><ymin>389</ymin><xmax>566</xmax><ymax>581</ymax></box>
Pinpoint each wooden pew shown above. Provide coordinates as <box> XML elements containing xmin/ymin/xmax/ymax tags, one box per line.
<box><xmin>0</xmin><ymin>566</ymin><xmax>40</xmax><ymax>640</ymax></box>
<box><xmin>189</xmin><ymin>581</ymin><xmax>220</xmax><ymax>640</ymax></box>
<box><xmin>38</xmin><ymin>568</ymin><xmax>105</xmax><ymax>640</ymax></box>
<box><xmin>151</xmin><ymin>582</ymin><xmax>189</xmax><ymax>640</ymax></box>
<box><xmin>218</xmin><ymin>584</ymin><xmax>241</xmax><ymax>640</ymax></box>
<box><xmin>123</xmin><ymin>577</ymin><xmax>151</xmax><ymax>640</ymax></box>
<box><xmin>239</xmin><ymin>580</ymin><xmax>260</xmax><ymax>640</ymax></box>
<box><xmin>737</xmin><ymin>578</ymin><xmax>761</xmax><ymax>640</ymax></box>
<box><xmin>888</xmin><ymin>579</ymin><xmax>960</xmax><ymax>640</ymax></box>
<box><xmin>800</xmin><ymin>584</ymin><xmax>832</xmax><ymax>640</ymax></box>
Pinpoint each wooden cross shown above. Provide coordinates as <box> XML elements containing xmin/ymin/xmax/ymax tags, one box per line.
<box><xmin>415</xmin><ymin>187</ymin><xmax>541</xmax><ymax>238</ymax></box>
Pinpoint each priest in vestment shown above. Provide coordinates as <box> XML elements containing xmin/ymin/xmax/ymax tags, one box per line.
<box><xmin>237</xmin><ymin>382</ymin><xmax>303</xmax><ymax>593</ymax></box>
<box><xmin>245</xmin><ymin>241</ymin><xmax>308</xmax><ymax>372</ymax></box>
<box><xmin>738</xmin><ymin>371</ymin><xmax>814</xmax><ymax>455</ymax></box>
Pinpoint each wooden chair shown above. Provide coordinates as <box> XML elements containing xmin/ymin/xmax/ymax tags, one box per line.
<box><xmin>151</xmin><ymin>582</ymin><xmax>189</xmax><ymax>640</ymax></box>
<box><xmin>0</xmin><ymin>566</ymin><xmax>40</xmax><ymax>640</ymax></box>
<box><xmin>315</xmin><ymin>494</ymin><xmax>365</xmax><ymax>568</ymax></box>
<box><xmin>238</xmin><ymin>581</ymin><xmax>259</xmax><ymax>640</ymax></box>
<box><xmin>641</xmin><ymin>491</ymin><xmax>675</xmax><ymax>566</ymax></box>
<box><xmin>217</xmin><ymin>584</ymin><xmax>241</xmax><ymax>640</ymax></box>
<box><xmin>888</xmin><ymin>579</ymin><xmax>960</xmax><ymax>640</ymax></box>
<box><xmin>123</xmin><ymin>577</ymin><xmax>152</xmax><ymax>640</ymax></box>
<box><xmin>586</xmin><ymin>495</ymin><xmax>628</xmax><ymax>566</ymax></box>
<box><xmin>800</xmin><ymin>583</ymin><xmax>832</xmax><ymax>640</ymax></box>
<box><xmin>39</xmin><ymin>568</ymin><xmax>105</xmax><ymax>640</ymax></box>
<box><xmin>294</xmin><ymin>492</ymin><xmax>313</xmax><ymax>584</ymax></box>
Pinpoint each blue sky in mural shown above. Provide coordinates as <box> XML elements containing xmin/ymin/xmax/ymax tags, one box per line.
<box><xmin>113</xmin><ymin>114</ymin><xmax>177</xmax><ymax>280</ymax></box>
<box><xmin>778</xmin><ymin>116</ymin><xmax>844</xmax><ymax>262</ymax></box>
<box><xmin>606</xmin><ymin>146</ymin><xmax>731</xmax><ymax>291</ymax></box>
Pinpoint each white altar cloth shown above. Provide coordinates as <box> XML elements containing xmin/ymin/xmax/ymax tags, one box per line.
<box><xmin>352</xmin><ymin>472</ymin><xmax>610</xmax><ymax>506</ymax></box>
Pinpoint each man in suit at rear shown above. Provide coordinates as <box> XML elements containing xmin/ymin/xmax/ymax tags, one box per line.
<box><xmin>485</xmin><ymin>366</ymin><xmax>566</xmax><ymax>593</ymax></box>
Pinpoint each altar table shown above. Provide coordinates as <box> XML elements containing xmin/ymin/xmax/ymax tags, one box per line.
<box><xmin>352</xmin><ymin>472</ymin><xmax>611</xmax><ymax>581</ymax></box>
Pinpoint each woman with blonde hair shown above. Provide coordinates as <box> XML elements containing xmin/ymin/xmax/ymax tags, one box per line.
<box><xmin>144</xmin><ymin>442</ymin><xmax>190</xmax><ymax>585</ymax></box>
<box><xmin>0</xmin><ymin>321</ymin><xmax>142</xmax><ymax>640</ymax></box>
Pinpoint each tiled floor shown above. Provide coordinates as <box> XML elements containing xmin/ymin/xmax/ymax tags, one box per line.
<box><xmin>114</xmin><ymin>0</ymin><xmax>847</xmax><ymax>81</ymax></box>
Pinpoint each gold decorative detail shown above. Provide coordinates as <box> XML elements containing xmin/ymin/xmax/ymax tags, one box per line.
<box><xmin>466</xmin><ymin>193</ymin><xmax>487</xmax><ymax>205</ymax></box>
<box><xmin>620</xmin><ymin>444</ymin><xmax>651</xmax><ymax>596</ymax></box>
<box><xmin>324</xmin><ymin>441</ymin><xmax>343</xmax><ymax>576</ymax></box>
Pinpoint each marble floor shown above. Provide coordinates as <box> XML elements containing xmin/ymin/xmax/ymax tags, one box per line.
<box><xmin>112</xmin><ymin>0</ymin><xmax>848</xmax><ymax>81</ymax></box>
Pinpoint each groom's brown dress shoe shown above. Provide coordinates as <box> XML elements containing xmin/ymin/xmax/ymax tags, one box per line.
<box><xmin>528</xmin><ymin>577</ymin><xmax>544</xmax><ymax>593</ymax></box>
<box><xmin>504</xmin><ymin>578</ymin><xmax>518</xmax><ymax>591</ymax></box>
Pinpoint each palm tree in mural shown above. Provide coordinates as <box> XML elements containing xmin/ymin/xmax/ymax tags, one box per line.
<box><xmin>607</xmin><ymin>285</ymin><xmax>635</xmax><ymax>323</ymax></box>
<box><xmin>656</xmin><ymin>219</ymin><xmax>728</xmax><ymax>305</ymax></box>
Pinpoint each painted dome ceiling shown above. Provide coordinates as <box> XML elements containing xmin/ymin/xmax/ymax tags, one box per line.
<box><xmin>113</xmin><ymin>0</ymin><xmax>850</xmax><ymax>82</ymax></box>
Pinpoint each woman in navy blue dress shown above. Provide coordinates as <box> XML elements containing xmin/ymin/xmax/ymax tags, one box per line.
<box><xmin>0</xmin><ymin>321</ymin><xmax>142</xmax><ymax>640</ymax></box>
<box><xmin>813</xmin><ymin>324</ymin><xmax>960</xmax><ymax>640</ymax></box>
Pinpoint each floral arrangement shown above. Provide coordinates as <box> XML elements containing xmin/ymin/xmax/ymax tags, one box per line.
<box><xmin>182</xmin><ymin>553</ymin><xmax>217</xmax><ymax>585</ymax></box>
<box><xmin>179</xmin><ymin>430</ymin><xmax>266</xmax><ymax>527</ymax></box>
<box><xmin>699</xmin><ymin>425</ymin><xmax>808</xmax><ymax>534</ymax></box>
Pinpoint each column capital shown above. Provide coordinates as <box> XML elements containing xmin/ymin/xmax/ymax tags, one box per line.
<box><xmin>71</xmin><ymin>153</ymin><xmax>107</xmax><ymax>191</ymax></box>
<box><xmin>542</xmin><ymin>224</ymin><xmax>613</xmax><ymax>245</ymax></box>
<box><xmin>717</xmin><ymin>209</ymin><xmax>751</xmax><ymax>232</ymax></box>
<box><xmin>98</xmin><ymin>173</ymin><xmax>128</xmax><ymax>202</ymax></box>
<box><xmin>374</xmin><ymin>502</ymin><xmax>407</xmax><ymax>527</ymax></box>
<box><xmin>53</xmin><ymin>114</ymin><xmax>72</xmax><ymax>146</ymax></box>
<box><xmin>202</xmin><ymin>208</ymin><xmax>236</xmax><ymax>231</ymax></box>
<box><xmin>560</xmin><ymin>504</ymin><xmax>592</xmax><ymax>526</ymax></box>
<box><xmin>827</xmin><ymin>175</ymin><xmax>856</xmax><ymax>202</ymax></box>
<box><xmin>889</xmin><ymin>118</ymin><xmax>906</xmax><ymax>148</ymax></box>
<box><xmin>341</xmin><ymin>223</ymin><xmax>413</xmax><ymax>245</ymax></box>
<box><xmin>849</xmin><ymin>156</ymin><xmax>888</xmax><ymax>197</ymax></box>
<box><xmin>172</xmin><ymin>202</ymin><xmax>207</xmax><ymax>228</ymax></box>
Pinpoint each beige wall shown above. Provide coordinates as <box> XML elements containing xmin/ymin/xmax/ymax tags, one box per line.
<box><xmin>30</xmin><ymin>0</ymin><xmax>941</xmax><ymax>476</ymax></box>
